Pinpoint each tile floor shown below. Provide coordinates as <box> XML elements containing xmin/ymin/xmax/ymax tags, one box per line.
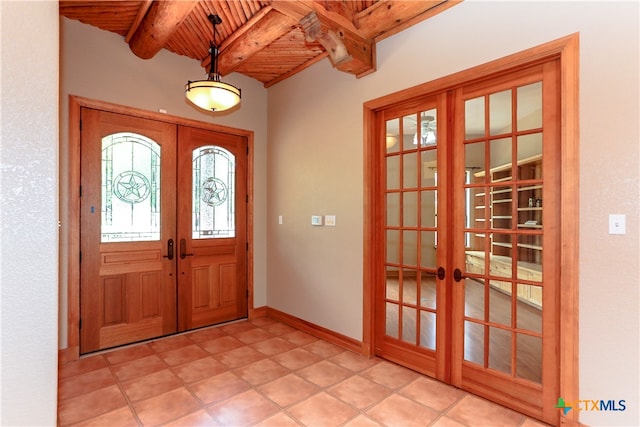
<box><xmin>58</xmin><ymin>317</ymin><xmax>549</xmax><ymax>426</ymax></box>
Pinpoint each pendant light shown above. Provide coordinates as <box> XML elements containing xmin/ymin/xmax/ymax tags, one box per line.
<box><xmin>185</xmin><ymin>14</ymin><xmax>241</xmax><ymax>112</ymax></box>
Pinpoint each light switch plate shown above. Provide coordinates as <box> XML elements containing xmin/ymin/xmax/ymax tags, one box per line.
<box><xmin>609</xmin><ymin>214</ymin><xmax>626</xmax><ymax>235</ymax></box>
<box><xmin>325</xmin><ymin>215</ymin><xmax>336</xmax><ymax>226</ymax></box>
<box><xmin>311</xmin><ymin>215</ymin><xmax>323</xmax><ymax>226</ymax></box>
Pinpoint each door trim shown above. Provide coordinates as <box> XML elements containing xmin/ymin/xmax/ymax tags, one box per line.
<box><xmin>65</xmin><ymin>95</ymin><xmax>255</xmax><ymax>360</ymax></box>
<box><xmin>363</xmin><ymin>34</ymin><xmax>579</xmax><ymax>425</ymax></box>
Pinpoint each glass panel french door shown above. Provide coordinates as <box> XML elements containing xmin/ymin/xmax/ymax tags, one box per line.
<box><xmin>377</xmin><ymin>94</ymin><xmax>449</xmax><ymax>380</ymax></box>
<box><xmin>451</xmin><ymin>62</ymin><xmax>559</xmax><ymax>424</ymax></box>
<box><xmin>375</xmin><ymin>61</ymin><xmax>560</xmax><ymax>424</ymax></box>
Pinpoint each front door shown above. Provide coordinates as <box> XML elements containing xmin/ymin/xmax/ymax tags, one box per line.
<box><xmin>80</xmin><ymin>109</ymin><xmax>247</xmax><ymax>354</ymax></box>
<box><xmin>176</xmin><ymin>126</ymin><xmax>247</xmax><ymax>331</ymax></box>
<box><xmin>375</xmin><ymin>61</ymin><xmax>560</xmax><ymax>423</ymax></box>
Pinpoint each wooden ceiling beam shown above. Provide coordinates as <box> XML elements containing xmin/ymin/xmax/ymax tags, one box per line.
<box><xmin>356</xmin><ymin>0</ymin><xmax>458</xmax><ymax>41</ymax></box>
<box><xmin>124</xmin><ymin>0</ymin><xmax>152</xmax><ymax>43</ymax></box>
<box><xmin>129</xmin><ymin>0</ymin><xmax>198</xmax><ymax>60</ymax></box>
<box><xmin>271</xmin><ymin>0</ymin><xmax>375</xmax><ymax>78</ymax></box>
<box><xmin>202</xmin><ymin>7</ymin><xmax>298</xmax><ymax>77</ymax></box>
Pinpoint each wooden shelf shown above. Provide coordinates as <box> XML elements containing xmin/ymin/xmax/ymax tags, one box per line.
<box><xmin>518</xmin><ymin>223</ymin><xmax>542</xmax><ymax>229</ymax></box>
<box><xmin>474</xmin><ymin>154</ymin><xmax>543</xmax><ymax>178</ymax></box>
<box><xmin>470</xmin><ymin>155</ymin><xmax>543</xmax><ymax>263</ymax></box>
<box><xmin>518</xmin><ymin>185</ymin><xmax>543</xmax><ymax>192</ymax></box>
<box><xmin>491</xmin><ymin>241</ymin><xmax>542</xmax><ymax>250</ymax></box>
<box><xmin>517</xmin><ymin>207</ymin><xmax>542</xmax><ymax>211</ymax></box>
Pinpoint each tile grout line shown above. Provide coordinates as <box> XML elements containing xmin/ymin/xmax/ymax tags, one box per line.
<box><xmin>104</xmin><ymin>354</ymin><xmax>145</xmax><ymax>427</ymax></box>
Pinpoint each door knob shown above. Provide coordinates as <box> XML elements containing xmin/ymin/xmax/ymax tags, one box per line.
<box><xmin>163</xmin><ymin>239</ymin><xmax>174</xmax><ymax>260</ymax></box>
<box><xmin>179</xmin><ymin>238</ymin><xmax>194</xmax><ymax>259</ymax></box>
<box><xmin>437</xmin><ymin>266</ymin><xmax>445</xmax><ymax>280</ymax></box>
<box><xmin>453</xmin><ymin>268</ymin><xmax>466</xmax><ymax>282</ymax></box>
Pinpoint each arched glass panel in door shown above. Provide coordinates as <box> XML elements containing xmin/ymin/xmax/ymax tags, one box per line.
<box><xmin>192</xmin><ymin>146</ymin><xmax>236</xmax><ymax>239</ymax></box>
<box><xmin>101</xmin><ymin>132</ymin><xmax>161</xmax><ymax>242</ymax></box>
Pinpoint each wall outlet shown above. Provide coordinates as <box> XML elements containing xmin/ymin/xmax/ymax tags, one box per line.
<box><xmin>311</xmin><ymin>215</ymin><xmax>323</xmax><ymax>226</ymax></box>
<box><xmin>609</xmin><ymin>214</ymin><xmax>626</xmax><ymax>235</ymax></box>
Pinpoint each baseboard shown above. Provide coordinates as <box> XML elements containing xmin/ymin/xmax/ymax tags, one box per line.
<box><xmin>264</xmin><ymin>307</ymin><xmax>363</xmax><ymax>355</ymax></box>
<box><xmin>249</xmin><ymin>306</ymin><xmax>267</xmax><ymax>319</ymax></box>
<box><xmin>59</xmin><ymin>346</ymin><xmax>80</xmax><ymax>365</ymax></box>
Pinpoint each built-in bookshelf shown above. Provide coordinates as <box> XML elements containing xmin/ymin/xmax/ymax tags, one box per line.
<box><xmin>466</xmin><ymin>154</ymin><xmax>543</xmax><ymax>307</ymax></box>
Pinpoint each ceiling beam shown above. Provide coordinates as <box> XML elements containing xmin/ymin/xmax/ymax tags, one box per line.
<box><xmin>129</xmin><ymin>0</ymin><xmax>198</xmax><ymax>60</ymax></box>
<box><xmin>271</xmin><ymin>0</ymin><xmax>375</xmax><ymax>78</ymax></box>
<box><xmin>356</xmin><ymin>0</ymin><xmax>457</xmax><ymax>41</ymax></box>
<box><xmin>202</xmin><ymin>7</ymin><xmax>298</xmax><ymax>77</ymax></box>
<box><xmin>125</xmin><ymin>0</ymin><xmax>153</xmax><ymax>44</ymax></box>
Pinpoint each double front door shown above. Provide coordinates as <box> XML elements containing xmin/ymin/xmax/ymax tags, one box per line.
<box><xmin>375</xmin><ymin>62</ymin><xmax>560</xmax><ymax>423</ymax></box>
<box><xmin>80</xmin><ymin>109</ymin><xmax>247</xmax><ymax>354</ymax></box>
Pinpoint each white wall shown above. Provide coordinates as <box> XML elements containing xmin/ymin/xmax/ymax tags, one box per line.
<box><xmin>0</xmin><ymin>1</ymin><xmax>59</xmax><ymax>424</ymax></box>
<box><xmin>59</xmin><ymin>18</ymin><xmax>269</xmax><ymax>346</ymax></box>
<box><xmin>267</xmin><ymin>2</ymin><xmax>639</xmax><ymax>426</ymax></box>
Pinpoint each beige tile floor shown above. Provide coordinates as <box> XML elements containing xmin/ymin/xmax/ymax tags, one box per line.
<box><xmin>58</xmin><ymin>317</ymin><xmax>549</xmax><ymax>426</ymax></box>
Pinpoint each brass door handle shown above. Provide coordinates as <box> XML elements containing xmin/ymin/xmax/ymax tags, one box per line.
<box><xmin>163</xmin><ymin>239</ymin><xmax>174</xmax><ymax>260</ymax></box>
<box><xmin>179</xmin><ymin>238</ymin><xmax>194</xmax><ymax>259</ymax></box>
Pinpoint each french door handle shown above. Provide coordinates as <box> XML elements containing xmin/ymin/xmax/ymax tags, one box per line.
<box><xmin>163</xmin><ymin>239</ymin><xmax>174</xmax><ymax>260</ymax></box>
<box><xmin>180</xmin><ymin>238</ymin><xmax>194</xmax><ymax>259</ymax></box>
<box><xmin>437</xmin><ymin>267</ymin><xmax>445</xmax><ymax>280</ymax></box>
<box><xmin>453</xmin><ymin>268</ymin><xmax>466</xmax><ymax>282</ymax></box>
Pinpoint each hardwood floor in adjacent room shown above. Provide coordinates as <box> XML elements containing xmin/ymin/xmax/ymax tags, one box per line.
<box><xmin>58</xmin><ymin>317</ymin><xmax>548</xmax><ymax>426</ymax></box>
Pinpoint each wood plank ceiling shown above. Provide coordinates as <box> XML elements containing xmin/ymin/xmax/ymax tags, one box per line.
<box><xmin>59</xmin><ymin>1</ymin><xmax>459</xmax><ymax>88</ymax></box>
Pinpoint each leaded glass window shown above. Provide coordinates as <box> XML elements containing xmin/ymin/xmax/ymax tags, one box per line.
<box><xmin>192</xmin><ymin>146</ymin><xmax>235</xmax><ymax>239</ymax></box>
<box><xmin>101</xmin><ymin>132</ymin><xmax>161</xmax><ymax>242</ymax></box>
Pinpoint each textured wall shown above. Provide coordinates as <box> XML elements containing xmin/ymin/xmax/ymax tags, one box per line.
<box><xmin>0</xmin><ymin>1</ymin><xmax>59</xmax><ymax>424</ymax></box>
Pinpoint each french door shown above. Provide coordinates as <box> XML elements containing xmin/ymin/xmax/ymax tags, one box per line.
<box><xmin>80</xmin><ymin>109</ymin><xmax>247</xmax><ymax>354</ymax></box>
<box><xmin>375</xmin><ymin>61</ymin><xmax>560</xmax><ymax>423</ymax></box>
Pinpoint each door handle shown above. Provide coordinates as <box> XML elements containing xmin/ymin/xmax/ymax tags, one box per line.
<box><xmin>180</xmin><ymin>238</ymin><xmax>194</xmax><ymax>259</ymax></box>
<box><xmin>163</xmin><ymin>239</ymin><xmax>174</xmax><ymax>260</ymax></box>
<box><xmin>437</xmin><ymin>266</ymin><xmax>445</xmax><ymax>280</ymax></box>
<box><xmin>453</xmin><ymin>268</ymin><xmax>466</xmax><ymax>282</ymax></box>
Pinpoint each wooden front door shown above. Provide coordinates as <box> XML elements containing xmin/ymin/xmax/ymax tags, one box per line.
<box><xmin>176</xmin><ymin>126</ymin><xmax>247</xmax><ymax>331</ymax></box>
<box><xmin>80</xmin><ymin>109</ymin><xmax>247</xmax><ymax>354</ymax></box>
<box><xmin>374</xmin><ymin>61</ymin><xmax>560</xmax><ymax>424</ymax></box>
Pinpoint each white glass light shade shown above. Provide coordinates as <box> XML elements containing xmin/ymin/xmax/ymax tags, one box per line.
<box><xmin>386</xmin><ymin>134</ymin><xmax>398</xmax><ymax>148</ymax></box>
<box><xmin>185</xmin><ymin>78</ymin><xmax>241</xmax><ymax>112</ymax></box>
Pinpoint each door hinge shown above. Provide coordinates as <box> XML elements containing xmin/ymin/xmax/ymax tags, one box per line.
<box><xmin>79</xmin><ymin>119</ymin><xmax>82</xmax><ymax>131</ymax></box>
<box><xmin>79</xmin><ymin>185</ymin><xmax>82</xmax><ymax>197</ymax></box>
<box><xmin>79</xmin><ymin>318</ymin><xmax>82</xmax><ymax>329</ymax></box>
<box><xmin>79</xmin><ymin>251</ymin><xmax>82</xmax><ymax>263</ymax></box>
<box><xmin>246</xmin><ymin>242</ymin><xmax>249</xmax><ymax>251</ymax></box>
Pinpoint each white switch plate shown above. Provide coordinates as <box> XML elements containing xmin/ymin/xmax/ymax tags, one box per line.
<box><xmin>609</xmin><ymin>214</ymin><xmax>626</xmax><ymax>235</ymax></box>
<box><xmin>311</xmin><ymin>215</ymin><xmax>323</xmax><ymax>226</ymax></box>
<box><xmin>278</xmin><ymin>215</ymin><xmax>283</xmax><ymax>225</ymax></box>
<box><xmin>325</xmin><ymin>215</ymin><xmax>336</xmax><ymax>226</ymax></box>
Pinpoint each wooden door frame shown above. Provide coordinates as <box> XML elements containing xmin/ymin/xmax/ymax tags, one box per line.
<box><xmin>64</xmin><ymin>95</ymin><xmax>255</xmax><ymax>361</ymax></box>
<box><xmin>363</xmin><ymin>34</ymin><xmax>579</xmax><ymax>425</ymax></box>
